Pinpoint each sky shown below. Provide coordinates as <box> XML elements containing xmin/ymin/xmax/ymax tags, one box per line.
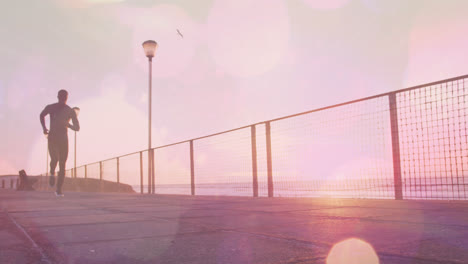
<box><xmin>1</xmin><ymin>0</ymin><xmax>468</xmax><ymax>178</ymax></box>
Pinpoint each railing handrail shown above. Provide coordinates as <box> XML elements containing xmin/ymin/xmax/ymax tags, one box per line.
<box><xmin>75</xmin><ymin>73</ymin><xmax>468</xmax><ymax>169</ymax></box>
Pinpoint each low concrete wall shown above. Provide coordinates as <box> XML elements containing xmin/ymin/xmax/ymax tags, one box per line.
<box><xmin>58</xmin><ymin>177</ymin><xmax>135</xmax><ymax>193</ymax></box>
<box><xmin>0</xmin><ymin>175</ymin><xmax>135</xmax><ymax>193</ymax></box>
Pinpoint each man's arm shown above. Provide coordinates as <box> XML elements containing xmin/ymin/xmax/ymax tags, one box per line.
<box><xmin>39</xmin><ymin>106</ymin><xmax>49</xmax><ymax>135</ymax></box>
<box><xmin>68</xmin><ymin>110</ymin><xmax>80</xmax><ymax>132</ymax></box>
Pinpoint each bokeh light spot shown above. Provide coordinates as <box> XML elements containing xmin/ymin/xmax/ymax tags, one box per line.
<box><xmin>327</xmin><ymin>238</ymin><xmax>379</xmax><ymax>264</ymax></box>
<box><xmin>206</xmin><ymin>0</ymin><xmax>289</xmax><ymax>77</ymax></box>
<box><xmin>404</xmin><ymin>3</ymin><xmax>468</xmax><ymax>86</ymax></box>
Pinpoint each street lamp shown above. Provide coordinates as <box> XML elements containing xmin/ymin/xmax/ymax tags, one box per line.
<box><xmin>73</xmin><ymin>107</ymin><xmax>80</xmax><ymax>178</ymax></box>
<box><xmin>142</xmin><ymin>40</ymin><xmax>157</xmax><ymax>194</ymax></box>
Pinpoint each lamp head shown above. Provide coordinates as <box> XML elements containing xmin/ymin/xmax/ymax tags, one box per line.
<box><xmin>142</xmin><ymin>40</ymin><xmax>158</xmax><ymax>58</ymax></box>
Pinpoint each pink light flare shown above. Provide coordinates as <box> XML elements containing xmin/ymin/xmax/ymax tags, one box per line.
<box><xmin>206</xmin><ymin>0</ymin><xmax>290</xmax><ymax>78</ymax></box>
<box><xmin>0</xmin><ymin>159</ymin><xmax>17</xmax><ymax>175</ymax></box>
<box><xmin>52</xmin><ymin>0</ymin><xmax>125</xmax><ymax>9</ymax></box>
<box><xmin>404</xmin><ymin>3</ymin><xmax>468</xmax><ymax>87</ymax></box>
<box><xmin>6</xmin><ymin>56</ymin><xmax>48</xmax><ymax>110</ymax></box>
<box><xmin>301</xmin><ymin>0</ymin><xmax>350</xmax><ymax>9</ymax></box>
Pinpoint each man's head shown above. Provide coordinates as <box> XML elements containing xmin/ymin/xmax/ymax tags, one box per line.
<box><xmin>57</xmin><ymin>90</ymin><xmax>68</xmax><ymax>104</ymax></box>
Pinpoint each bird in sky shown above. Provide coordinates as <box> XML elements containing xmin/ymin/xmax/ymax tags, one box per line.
<box><xmin>177</xmin><ymin>29</ymin><xmax>184</xmax><ymax>38</ymax></box>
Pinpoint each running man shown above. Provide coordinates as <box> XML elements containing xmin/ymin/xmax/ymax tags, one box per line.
<box><xmin>40</xmin><ymin>90</ymin><xmax>80</xmax><ymax>196</ymax></box>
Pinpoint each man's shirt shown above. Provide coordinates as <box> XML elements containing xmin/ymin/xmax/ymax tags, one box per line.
<box><xmin>40</xmin><ymin>103</ymin><xmax>80</xmax><ymax>140</ymax></box>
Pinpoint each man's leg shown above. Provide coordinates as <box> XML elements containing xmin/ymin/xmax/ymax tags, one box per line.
<box><xmin>48</xmin><ymin>139</ymin><xmax>59</xmax><ymax>187</ymax></box>
<box><xmin>56</xmin><ymin>138</ymin><xmax>69</xmax><ymax>194</ymax></box>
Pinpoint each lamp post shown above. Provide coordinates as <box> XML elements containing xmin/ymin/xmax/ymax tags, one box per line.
<box><xmin>142</xmin><ymin>40</ymin><xmax>158</xmax><ymax>194</ymax></box>
<box><xmin>73</xmin><ymin>107</ymin><xmax>80</xmax><ymax>178</ymax></box>
<box><xmin>46</xmin><ymin>134</ymin><xmax>49</xmax><ymax>190</ymax></box>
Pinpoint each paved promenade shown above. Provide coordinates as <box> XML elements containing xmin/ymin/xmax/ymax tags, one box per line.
<box><xmin>1</xmin><ymin>190</ymin><xmax>467</xmax><ymax>264</ymax></box>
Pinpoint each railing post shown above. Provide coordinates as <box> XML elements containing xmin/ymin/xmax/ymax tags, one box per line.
<box><xmin>265</xmin><ymin>122</ymin><xmax>274</xmax><ymax>197</ymax></box>
<box><xmin>152</xmin><ymin>149</ymin><xmax>155</xmax><ymax>194</ymax></box>
<box><xmin>140</xmin><ymin>151</ymin><xmax>143</xmax><ymax>194</ymax></box>
<box><xmin>190</xmin><ymin>140</ymin><xmax>195</xmax><ymax>196</ymax></box>
<box><xmin>83</xmin><ymin>165</ymin><xmax>87</xmax><ymax>191</ymax></box>
<box><xmin>2</xmin><ymin>179</ymin><xmax>4</xmax><ymax>188</ymax></box>
<box><xmin>117</xmin><ymin>157</ymin><xmax>120</xmax><ymax>193</ymax></box>
<box><xmin>148</xmin><ymin>150</ymin><xmax>151</xmax><ymax>194</ymax></box>
<box><xmin>251</xmin><ymin>125</ymin><xmax>259</xmax><ymax>197</ymax></box>
<box><xmin>100</xmin><ymin>161</ymin><xmax>103</xmax><ymax>192</ymax></box>
<box><xmin>389</xmin><ymin>92</ymin><xmax>403</xmax><ymax>200</ymax></box>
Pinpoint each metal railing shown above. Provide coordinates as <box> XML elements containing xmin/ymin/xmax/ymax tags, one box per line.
<box><xmin>37</xmin><ymin>74</ymin><xmax>468</xmax><ymax>200</ymax></box>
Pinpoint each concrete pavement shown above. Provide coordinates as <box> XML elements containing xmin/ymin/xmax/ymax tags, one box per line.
<box><xmin>1</xmin><ymin>190</ymin><xmax>467</xmax><ymax>264</ymax></box>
